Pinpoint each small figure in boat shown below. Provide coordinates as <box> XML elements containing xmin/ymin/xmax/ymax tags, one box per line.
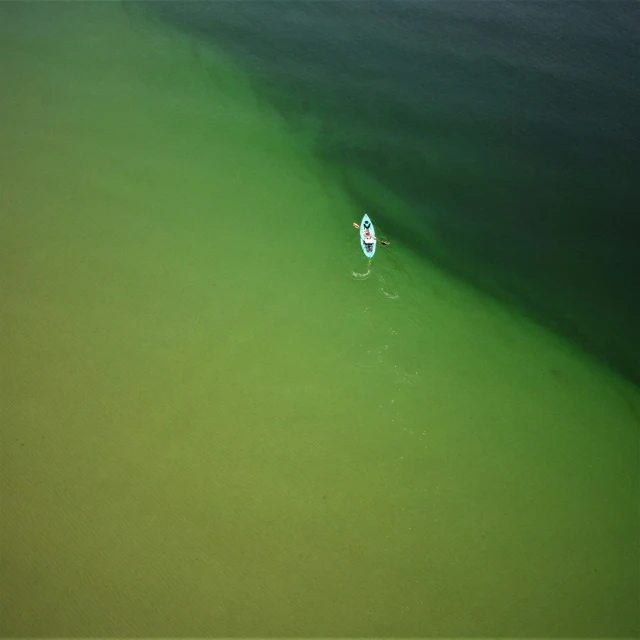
<box><xmin>352</xmin><ymin>220</ymin><xmax>390</xmax><ymax>251</ymax></box>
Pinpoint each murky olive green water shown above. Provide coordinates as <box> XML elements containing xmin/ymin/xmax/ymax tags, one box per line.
<box><xmin>1</xmin><ymin>3</ymin><xmax>637</xmax><ymax>636</ymax></box>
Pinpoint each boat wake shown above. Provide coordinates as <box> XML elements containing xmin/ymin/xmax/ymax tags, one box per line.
<box><xmin>378</xmin><ymin>273</ymin><xmax>399</xmax><ymax>300</ymax></box>
<box><xmin>351</xmin><ymin>266</ymin><xmax>372</xmax><ymax>279</ymax></box>
<box><xmin>353</xmin><ymin>342</ymin><xmax>389</xmax><ymax>369</ymax></box>
<box><xmin>381</xmin><ymin>288</ymin><xmax>399</xmax><ymax>300</ymax></box>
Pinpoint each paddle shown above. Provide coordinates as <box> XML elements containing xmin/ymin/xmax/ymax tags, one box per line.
<box><xmin>352</xmin><ymin>222</ymin><xmax>390</xmax><ymax>246</ymax></box>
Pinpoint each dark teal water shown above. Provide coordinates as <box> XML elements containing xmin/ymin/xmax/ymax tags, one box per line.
<box><xmin>145</xmin><ymin>0</ymin><xmax>640</xmax><ymax>384</ymax></box>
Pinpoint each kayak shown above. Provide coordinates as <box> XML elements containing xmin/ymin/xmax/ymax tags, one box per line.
<box><xmin>360</xmin><ymin>213</ymin><xmax>376</xmax><ymax>258</ymax></box>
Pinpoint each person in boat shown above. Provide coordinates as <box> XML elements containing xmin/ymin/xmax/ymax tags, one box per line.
<box><xmin>352</xmin><ymin>220</ymin><xmax>390</xmax><ymax>248</ymax></box>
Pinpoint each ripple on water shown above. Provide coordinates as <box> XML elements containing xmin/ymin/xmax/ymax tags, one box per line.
<box><xmin>350</xmin><ymin>265</ymin><xmax>372</xmax><ymax>280</ymax></box>
<box><xmin>381</xmin><ymin>288</ymin><xmax>399</xmax><ymax>300</ymax></box>
<box><xmin>353</xmin><ymin>342</ymin><xmax>389</xmax><ymax>369</ymax></box>
<box><xmin>387</xmin><ymin>292</ymin><xmax>426</xmax><ymax>334</ymax></box>
<box><xmin>347</xmin><ymin>266</ymin><xmax>428</xmax><ymax>374</ymax></box>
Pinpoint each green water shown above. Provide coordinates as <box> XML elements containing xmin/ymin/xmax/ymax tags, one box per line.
<box><xmin>1</xmin><ymin>3</ymin><xmax>638</xmax><ymax>635</ymax></box>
